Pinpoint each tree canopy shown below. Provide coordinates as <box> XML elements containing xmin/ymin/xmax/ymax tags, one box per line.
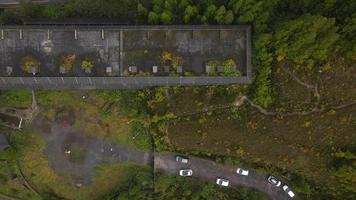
<box><xmin>274</xmin><ymin>14</ymin><xmax>339</xmax><ymax>66</ymax></box>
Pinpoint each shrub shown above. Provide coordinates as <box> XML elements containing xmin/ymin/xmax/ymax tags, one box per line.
<box><xmin>80</xmin><ymin>56</ymin><xmax>94</xmax><ymax>69</ymax></box>
<box><xmin>21</xmin><ymin>55</ymin><xmax>40</xmax><ymax>74</ymax></box>
<box><xmin>253</xmin><ymin>33</ymin><xmax>273</xmax><ymax>108</ymax></box>
<box><xmin>0</xmin><ymin>90</ymin><xmax>32</xmax><ymax>107</ymax></box>
<box><xmin>222</xmin><ymin>59</ymin><xmax>241</xmax><ymax>77</ymax></box>
<box><xmin>59</xmin><ymin>53</ymin><xmax>76</xmax><ymax>72</ymax></box>
<box><xmin>206</xmin><ymin>60</ymin><xmax>218</xmax><ymax>76</ymax></box>
<box><xmin>129</xmin><ymin>121</ymin><xmax>151</xmax><ymax>150</ymax></box>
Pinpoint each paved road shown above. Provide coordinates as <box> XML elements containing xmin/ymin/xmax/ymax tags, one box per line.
<box><xmin>155</xmin><ymin>152</ymin><xmax>291</xmax><ymax>200</ymax></box>
<box><xmin>0</xmin><ymin>0</ymin><xmax>51</xmax><ymax>6</ymax></box>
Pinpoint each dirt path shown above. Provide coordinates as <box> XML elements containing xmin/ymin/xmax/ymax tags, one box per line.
<box><xmin>155</xmin><ymin>152</ymin><xmax>291</xmax><ymax>200</ymax></box>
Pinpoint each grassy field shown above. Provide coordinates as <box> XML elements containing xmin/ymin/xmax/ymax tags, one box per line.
<box><xmin>0</xmin><ymin>90</ymin><xmax>32</xmax><ymax>108</ymax></box>
<box><xmin>34</xmin><ymin>90</ymin><xmax>150</xmax><ymax>150</ymax></box>
<box><xmin>0</xmin><ymin>131</ymin><xmax>152</xmax><ymax>200</ymax></box>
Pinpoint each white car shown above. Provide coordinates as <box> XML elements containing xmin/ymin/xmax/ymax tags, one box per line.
<box><xmin>282</xmin><ymin>185</ymin><xmax>295</xmax><ymax>198</ymax></box>
<box><xmin>216</xmin><ymin>178</ymin><xmax>229</xmax><ymax>187</ymax></box>
<box><xmin>175</xmin><ymin>155</ymin><xmax>188</xmax><ymax>163</ymax></box>
<box><xmin>267</xmin><ymin>175</ymin><xmax>281</xmax><ymax>187</ymax></box>
<box><xmin>236</xmin><ymin>168</ymin><xmax>249</xmax><ymax>176</ymax></box>
<box><xmin>179</xmin><ymin>169</ymin><xmax>193</xmax><ymax>177</ymax></box>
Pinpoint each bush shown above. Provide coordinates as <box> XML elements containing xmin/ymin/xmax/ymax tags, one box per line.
<box><xmin>222</xmin><ymin>59</ymin><xmax>241</xmax><ymax>77</ymax></box>
<box><xmin>253</xmin><ymin>33</ymin><xmax>273</xmax><ymax>108</ymax></box>
<box><xmin>129</xmin><ymin>121</ymin><xmax>151</xmax><ymax>150</ymax></box>
<box><xmin>59</xmin><ymin>53</ymin><xmax>76</xmax><ymax>72</ymax></box>
<box><xmin>21</xmin><ymin>56</ymin><xmax>40</xmax><ymax>74</ymax></box>
<box><xmin>0</xmin><ymin>90</ymin><xmax>32</xmax><ymax>107</ymax></box>
<box><xmin>80</xmin><ymin>56</ymin><xmax>94</xmax><ymax>69</ymax></box>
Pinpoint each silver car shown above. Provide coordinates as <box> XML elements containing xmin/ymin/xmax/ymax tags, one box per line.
<box><xmin>267</xmin><ymin>175</ymin><xmax>281</xmax><ymax>187</ymax></box>
<box><xmin>216</xmin><ymin>178</ymin><xmax>229</xmax><ymax>187</ymax></box>
<box><xmin>175</xmin><ymin>155</ymin><xmax>188</xmax><ymax>163</ymax></box>
<box><xmin>236</xmin><ymin>168</ymin><xmax>249</xmax><ymax>176</ymax></box>
<box><xmin>282</xmin><ymin>185</ymin><xmax>295</xmax><ymax>198</ymax></box>
<box><xmin>179</xmin><ymin>169</ymin><xmax>193</xmax><ymax>176</ymax></box>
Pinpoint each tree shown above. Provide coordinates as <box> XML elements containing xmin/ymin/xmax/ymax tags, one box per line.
<box><xmin>148</xmin><ymin>11</ymin><xmax>159</xmax><ymax>24</ymax></box>
<box><xmin>341</xmin><ymin>13</ymin><xmax>356</xmax><ymax>60</ymax></box>
<box><xmin>0</xmin><ymin>10</ymin><xmax>21</xmax><ymax>25</ymax></box>
<box><xmin>152</xmin><ymin>0</ymin><xmax>164</xmax><ymax>13</ymax></box>
<box><xmin>231</xmin><ymin>0</ymin><xmax>273</xmax><ymax>32</ymax></box>
<box><xmin>224</xmin><ymin>10</ymin><xmax>234</xmax><ymax>24</ymax></box>
<box><xmin>183</xmin><ymin>5</ymin><xmax>198</xmax><ymax>24</ymax></box>
<box><xmin>203</xmin><ymin>4</ymin><xmax>217</xmax><ymax>22</ymax></box>
<box><xmin>137</xmin><ymin>3</ymin><xmax>148</xmax><ymax>17</ymax></box>
<box><xmin>253</xmin><ymin>33</ymin><xmax>273</xmax><ymax>108</ymax></box>
<box><xmin>214</xmin><ymin>5</ymin><xmax>226</xmax><ymax>24</ymax></box>
<box><xmin>43</xmin><ymin>4</ymin><xmax>65</xmax><ymax>19</ymax></box>
<box><xmin>160</xmin><ymin>11</ymin><xmax>173</xmax><ymax>24</ymax></box>
<box><xmin>274</xmin><ymin>14</ymin><xmax>339</xmax><ymax>66</ymax></box>
<box><xmin>18</xmin><ymin>1</ymin><xmax>43</xmax><ymax>18</ymax></box>
<box><xmin>330</xmin><ymin>150</ymin><xmax>356</xmax><ymax>199</ymax></box>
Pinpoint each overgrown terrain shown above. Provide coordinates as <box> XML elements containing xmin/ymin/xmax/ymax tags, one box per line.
<box><xmin>0</xmin><ymin>0</ymin><xmax>355</xmax><ymax>199</ymax></box>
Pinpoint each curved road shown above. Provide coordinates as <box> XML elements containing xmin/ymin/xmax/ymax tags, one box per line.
<box><xmin>155</xmin><ymin>152</ymin><xmax>291</xmax><ymax>200</ymax></box>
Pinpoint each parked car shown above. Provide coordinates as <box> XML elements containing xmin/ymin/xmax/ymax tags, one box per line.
<box><xmin>216</xmin><ymin>178</ymin><xmax>229</xmax><ymax>187</ymax></box>
<box><xmin>282</xmin><ymin>185</ymin><xmax>295</xmax><ymax>198</ymax></box>
<box><xmin>236</xmin><ymin>168</ymin><xmax>249</xmax><ymax>176</ymax></box>
<box><xmin>267</xmin><ymin>175</ymin><xmax>281</xmax><ymax>187</ymax></box>
<box><xmin>179</xmin><ymin>169</ymin><xmax>193</xmax><ymax>177</ymax></box>
<box><xmin>175</xmin><ymin>155</ymin><xmax>188</xmax><ymax>163</ymax></box>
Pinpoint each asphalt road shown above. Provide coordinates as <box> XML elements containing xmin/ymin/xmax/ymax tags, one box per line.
<box><xmin>155</xmin><ymin>152</ymin><xmax>292</xmax><ymax>200</ymax></box>
<box><xmin>0</xmin><ymin>0</ymin><xmax>50</xmax><ymax>6</ymax></box>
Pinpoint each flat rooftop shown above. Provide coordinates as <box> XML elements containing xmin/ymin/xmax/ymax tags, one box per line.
<box><xmin>0</xmin><ymin>25</ymin><xmax>251</xmax><ymax>89</ymax></box>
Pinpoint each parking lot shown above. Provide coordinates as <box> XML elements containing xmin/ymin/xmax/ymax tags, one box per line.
<box><xmin>155</xmin><ymin>152</ymin><xmax>292</xmax><ymax>200</ymax></box>
<box><xmin>0</xmin><ymin>28</ymin><xmax>120</xmax><ymax>77</ymax></box>
<box><xmin>0</xmin><ymin>25</ymin><xmax>252</xmax><ymax>89</ymax></box>
<box><xmin>122</xmin><ymin>28</ymin><xmax>247</xmax><ymax>76</ymax></box>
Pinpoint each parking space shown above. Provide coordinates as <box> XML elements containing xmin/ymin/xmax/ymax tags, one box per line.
<box><xmin>121</xmin><ymin>28</ymin><xmax>247</xmax><ymax>76</ymax></box>
<box><xmin>0</xmin><ymin>26</ymin><xmax>252</xmax><ymax>89</ymax></box>
<box><xmin>0</xmin><ymin>28</ymin><xmax>121</xmax><ymax>77</ymax></box>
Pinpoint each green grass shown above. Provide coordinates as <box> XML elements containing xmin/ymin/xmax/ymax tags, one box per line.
<box><xmin>7</xmin><ymin>131</ymin><xmax>152</xmax><ymax>200</ymax></box>
<box><xmin>0</xmin><ymin>90</ymin><xmax>32</xmax><ymax>108</ymax></box>
<box><xmin>35</xmin><ymin>90</ymin><xmax>150</xmax><ymax>150</ymax></box>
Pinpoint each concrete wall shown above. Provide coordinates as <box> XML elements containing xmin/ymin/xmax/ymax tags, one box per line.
<box><xmin>0</xmin><ymin>76</ymin><xmax>251</xmax><ymax>90</ymax></box>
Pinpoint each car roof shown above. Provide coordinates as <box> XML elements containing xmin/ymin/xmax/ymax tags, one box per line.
<box><xmin>288</xmin><ymin>191</ymin><xmax>295</xmax><ymax>197</ymax></box>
